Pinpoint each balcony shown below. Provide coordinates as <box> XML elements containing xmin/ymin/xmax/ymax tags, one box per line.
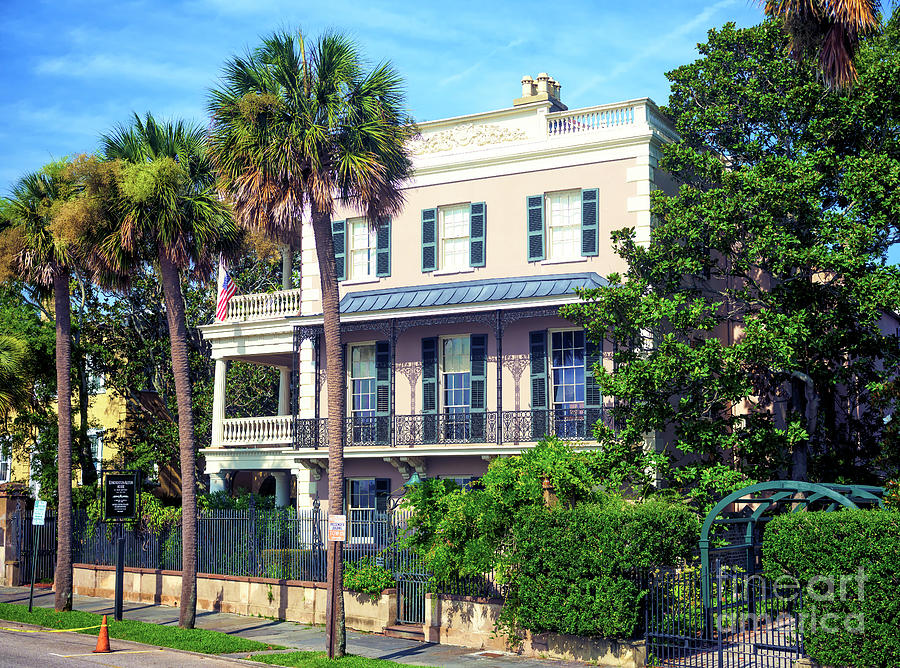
<box><xmin>220</xmin><ymin>409</ymin><xmax>606</xmax><ymax>449</ymax></box>
<box><xmin>221</xmin><ymin>288</ymin><xmax>302</xmax><ymax>322</ymax></box>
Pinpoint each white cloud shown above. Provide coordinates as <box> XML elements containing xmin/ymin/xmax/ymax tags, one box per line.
<box><xmin>35</xmin><ymin>53</ymin><xmax>212</xmax><ymax>89</ymax></box>
<box><xmin>568</xmin><ymin>0</ymin><xmax>740</xmax><ymax>103</ymax></box>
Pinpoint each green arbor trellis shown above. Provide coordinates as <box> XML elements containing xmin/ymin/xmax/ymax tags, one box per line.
<box><xmin>699</xmin><ymin>480</ymin><xmax>885</xmax><ymax>610</ymax></box>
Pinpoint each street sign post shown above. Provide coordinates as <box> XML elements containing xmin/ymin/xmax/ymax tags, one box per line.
<box><xmin>327</xmin><ymin>514</ymin><xmax>346</xmax><ymax>542</ymax></box>
<box><xmin>102</xmin><ymin>470</ymin><xmax>140</xmax><ymax>621</ymax></box>
<box><xmin>28</xmin><ymin>499</ymin><xmax>47</xmax><ymax>612</ymax></box>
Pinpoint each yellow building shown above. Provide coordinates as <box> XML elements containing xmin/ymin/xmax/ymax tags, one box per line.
<box><xmin>0</xmin><ymin>377</ymin><xmax>129</xmax><ymax>491</ymax></box>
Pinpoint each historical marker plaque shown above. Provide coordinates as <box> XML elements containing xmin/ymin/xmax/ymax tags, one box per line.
<box><xmin>104</xmin><ymin>472</ymin><xmax>138</xmax><ymax>521</ymax></box>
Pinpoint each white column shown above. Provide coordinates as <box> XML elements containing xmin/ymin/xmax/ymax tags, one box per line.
<box><xmin>281</xmin><ymin>245</ymin><xmax>292</xmax><ymax>290</ymax></box>
<box><xmin>273</xmin><ymin>471</ymin><xmax>290</xmax><ymax>507</ymax></box>
<box><xmin>209</xmin><ymin>470</ymin><xmax>228</xmax><ymax>494</ymax></box>
<box><xmin>211</xmin><ymin>358</ymin><xmax>227</xmax><ymax>447</ymax></box>
<box><xmin>292</xmin><ymin>468</ymin><xmax>316</xmax><ymax>510</ymax></box>
<box><xmin>277</xmin><ymin>367</ymin><xmax>291</xmax><ymax>416</ymax></box>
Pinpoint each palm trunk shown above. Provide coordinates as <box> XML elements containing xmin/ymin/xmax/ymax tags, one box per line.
<box><xmin>158</xmin><ymin>249</ymin><xmax>198</xmax><ymax>629</ymax></box>
<box><xmin>73</xmin><ymin>339</ymin><xmax>97</xmax><ymax>486</ymax></box>
<box><xmin>53</xmin><ymin>267</ymin><xmax>73</xmax><ymax>612</ymax></box>
<box><xmin>312</xmin><ymin>210</ymin><xmax>346</xmax><ymax>658</ymax></box>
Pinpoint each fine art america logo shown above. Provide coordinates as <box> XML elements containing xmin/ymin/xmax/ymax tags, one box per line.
<box><xmin>715</xmin><ymin>568</ymin><xmax>867</xmax><ymax>635</ymax></box>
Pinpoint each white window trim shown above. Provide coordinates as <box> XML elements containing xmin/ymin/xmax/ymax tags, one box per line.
<box><xmin>545</xmin><ymin>189</ymin><xmax>582</xmax><ymax>262</ymax></box>
<box><xmin>346</xmin><ymin>217</ymin><xmax>378</xmax><ymax>281</ymax></box>
<box><xmin>438</xmin><ymin>203</ymin><xmax>471</xmax><ymax>272</ymax></box>
<box><xmin>547</xmin><ymin>327</ymin><xmax>587</xmax><ymax>410</ymax></box>
<box><xmin>438</xmin><ymin>335</ymin><xmax>471</xmax><ymax>413</ymax></box>
<box><xmin>347</xmin><ymin>341</ymin><xmax>377</xmax><ymax>415</ymax></box>
<box><xmin>433</xmin><ymin>266</ymin><xmax>475</xmax><ymax>276</ymax></box>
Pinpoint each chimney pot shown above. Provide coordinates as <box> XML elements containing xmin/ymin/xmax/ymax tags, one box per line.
<box><xmin>521</xmin><ymin>75</ymin><xmax>535</xmax><ymax>97</ymax></box>
<box><xmin>536</xmin><ymin>72</ymin><xmax>550</xmax><ymax>94</ymax></box>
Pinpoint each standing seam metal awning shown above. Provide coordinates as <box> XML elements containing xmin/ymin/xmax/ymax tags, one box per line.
<box><xmin>338</xmin><ymin>272</ymin><xmax>608</xmax><ymax>314</ymax></box>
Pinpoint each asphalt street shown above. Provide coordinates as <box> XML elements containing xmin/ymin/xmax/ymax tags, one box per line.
<box><xmin>0</xmin><ymin>622</ymin><xmax>260</xmax><ymax>668</ymax></box>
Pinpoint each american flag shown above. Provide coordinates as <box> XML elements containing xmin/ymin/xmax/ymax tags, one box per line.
<box><xmin>216</xmin><ymin>256</ymin><xmax>237</xmax><ymax>321</ymax></box>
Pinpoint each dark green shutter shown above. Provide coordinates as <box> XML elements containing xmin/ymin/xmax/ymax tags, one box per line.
<box><xmin>422</xmin><ymin>337</ymin><xmax>438</xmax><ymax>443</ymax></box>
<box><xmin>375</xmin><ymin>340</ymin><xmax>391</xmax><ymax>443</ymax></box>
<box><xmin>581</xmin><ymin>188</ymin><xmax>599</xmax><ymax>256</ymax></box>
<box><xmin>529</xmin><ymin>330</ymin><xmax>548</xmax><ymax>438</ymax></box>
<box><xmin>376</xmin><ymin>217</ymin><xmax>391</xmax><ymax>277</ymax></box>
<box><xmin>526</xmin><ymin>195</ymin><xmax>544</xmax><ymax>262</ymax></box>
<box><xmin>332</xmin><ymin>219</ymin><xmax>346</xmax><ymax>281</ymax></box>
<box><xmin>470</xmin><ymin>334</ymin><xmax>487</xmax><ymax>441</ymax></box>
<box><xmin>584</xmin><ymin>336</ymin><xmax>602</xmax><ymax>436</ymax></box>
<box><xmin>421</xmin><ymin>208</ymin><xmax>437</xmax><ymax>272</ymax></box>
<box><xmin>375</xmin><ymin>477</ymin><xmax>391</xmax><ymax>515</ymax></box>
<box><xmin>469</xmin><ymin>202</ymin><xmax>486</xmax><ymax>267</ymax></box>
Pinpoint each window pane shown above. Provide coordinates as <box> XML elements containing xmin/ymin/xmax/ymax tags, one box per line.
<box><xmin>546</xmin><ymin>191</ymin><xmax>581</xmax><ymax>260</ymax></box>
<box><xmin>439</xmin><ymin>205</ymin><xmax>470</xmax><ymax>270</ymax></box>
<box><xmin>550</xmin><ymin>329</ymin><xmax>586</xmax><ymax>415</ymax></box>
<box><xmin>348</xmin><ymin>218</ymin><xmax>375</xmax><ymax>279</ymax></box>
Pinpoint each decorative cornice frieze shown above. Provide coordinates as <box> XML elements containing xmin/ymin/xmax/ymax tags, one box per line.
<box><xmin>411</xmin><ymin>123</ymin><xmax>528</xmax><ymax>154</ymax></box>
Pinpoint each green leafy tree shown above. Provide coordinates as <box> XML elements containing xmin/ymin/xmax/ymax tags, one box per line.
<box><xmin>563</xmin><ymin>18</ymin><xmax>900</xmax><ymax>485</ymax></box>
<box><xmin>207</xmin><ymin>30</ymin><xmax>414</xmax><ymax>656</ymax></box>
<box><xmin>0</xmin><ymin>162</ymin><xmax>90</xmax><ymax>611</ymax></box>
<box><xmin>99</xmin><ymin>114</ymin><xmax>239</xmax><ymax>629</ymax></box>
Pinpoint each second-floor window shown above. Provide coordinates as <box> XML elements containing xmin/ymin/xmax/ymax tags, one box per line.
<box><xmin>547</xmin><ymin>191</ymin><xmax>582</xmax><ymax>260</ymax></box>
<box><xmin>439</xmin><ymin>205</ymin><xmax>470</xmax><ymax>271</ymax></box>
<box><xmin>421</xmin><ymin>203</ymin><xmax>486</xmax><ymax>272</ymax></box>
<box><xmin>527</xmin><ymin>188</ymin><xmax>599</xmax><ymax>262</ymax></box>
<box><xmin>348</xmin><ymin>218</ymin><xmax>377</xmax><ymax>280</ymax></box>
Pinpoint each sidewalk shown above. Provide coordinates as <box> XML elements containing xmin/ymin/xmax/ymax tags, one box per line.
<box><xmin>0</xmin><ymin>586</ymin><xmax>581</xmax><ymax>667</ymax></box>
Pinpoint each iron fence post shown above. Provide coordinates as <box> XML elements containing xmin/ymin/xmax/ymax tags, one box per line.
<box><xmin>716</xmin><ymin>558</ymin><xmax>724</xmax><ymax>667</ymax></box>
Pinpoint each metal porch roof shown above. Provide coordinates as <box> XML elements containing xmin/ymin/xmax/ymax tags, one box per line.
<box><xmin>339</xmin><ymin>272</ymin><xmax>607</xmax><ymax>314</ymax></box>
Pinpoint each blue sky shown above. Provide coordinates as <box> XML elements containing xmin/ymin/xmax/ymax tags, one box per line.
<box><xmin>2</xmin><ymin>0</ymin><xmax>897</xmax><ymax>263</ymax></box>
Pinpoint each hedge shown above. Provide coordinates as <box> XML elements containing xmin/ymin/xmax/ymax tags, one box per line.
<box><xmin>762</xmin><ymin>509</ymin><xmax>900</xmax><ymax>668</ymax></box>
<box><xmin>509</xmin><ymin>498</ymin><xmax>699</xmax><ymax>639</ymax></box>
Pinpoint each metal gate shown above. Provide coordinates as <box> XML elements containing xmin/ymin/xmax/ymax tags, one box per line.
<box><xmin>646</xmin><ymin>559</ymin><xmax>804</xmax><ymax>667</ymax></box>
<box><xmin>13</xmin><ymin>507</ymin><xmax>57</xmax><ymax>585</ymax></box>
<box><xmin>395</xmin><ymin>550</ymin><xmax>428</xmax><ymax>625</ymax></box>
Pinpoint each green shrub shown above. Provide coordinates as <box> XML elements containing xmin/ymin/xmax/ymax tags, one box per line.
<box><xmin>762</xmin><ymin>509</ymin><xmax>900</xmax><ymax>668</ymax></box>
<box><xmin>508</xmin><ymin>498</ymin><xmax>699</xmax><ymax>639</ymax></box>
<box><xmin>343</xmin><ymin>557</ymin><xmax>395</xmax><ymax>600</ymax></box>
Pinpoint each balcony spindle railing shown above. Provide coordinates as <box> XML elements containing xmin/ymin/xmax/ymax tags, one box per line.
<box><xmin>221</xmin><ymin>288</ymin><xmax>302</xmax><ymax>322</ymax></box>
<box><xmin>222</xmin><ymin>410</ymin><xmax>607</xmax><ymax>449</ymax></box>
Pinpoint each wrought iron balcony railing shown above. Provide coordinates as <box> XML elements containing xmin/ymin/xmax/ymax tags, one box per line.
<box><xmin>288</xmin><ymin>409</ymin><xmax>604</xmax><ymax>450</ymax></box>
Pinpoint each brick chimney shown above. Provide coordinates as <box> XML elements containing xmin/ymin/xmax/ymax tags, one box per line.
<box><xmin>515</xmin><ymin>72</ymin><xmax>566</xmax><ymax>110</ymax></box>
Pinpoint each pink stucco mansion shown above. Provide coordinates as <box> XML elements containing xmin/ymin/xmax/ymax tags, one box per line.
<box><xmin>199</xmin><ymin>75</ymin><xmax>679</xmax><ymax>514</ymax></box>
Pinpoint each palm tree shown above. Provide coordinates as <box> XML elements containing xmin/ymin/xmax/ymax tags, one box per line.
<box><xmin>764</xmin><ymin>0</ymin><xmax>880</xmax><ymax>89</ymax></box>
<box><xmin>0</xmin><ymin>166</ymin><xmax>81</xmax><ymax>611</ymax></box>
<box><xmin>99</xmin><ymin>114</ymin><xmax>239</xmax><ymax>628</ymax></box>
<box><xmin>207</xmin><ymin>30</ymin><xmax>414</xmax><ymax>657</ymax></box>
<box><xmin>0</xmin><ymin>335</ymin><xmax>28</xmax><ymax>415</ymax></box>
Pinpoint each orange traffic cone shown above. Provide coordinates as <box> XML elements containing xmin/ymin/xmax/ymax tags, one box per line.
<box><xmin>93</xmin><ymin>615</ymin><xmax>110</xmax><ymax>653</ymax></box>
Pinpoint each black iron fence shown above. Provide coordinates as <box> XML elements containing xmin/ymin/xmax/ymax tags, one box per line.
<box><xmin>645</xmin><ymin>560</ymin><xmax>805</xmax><ymax>667</ymax></box>
<box><xmin>291</xmin><ymin>408</ymin><xmax>609</xmax><ymax>449</ymax></box>
<box><xmin>11</xmin><ymin>506</ymin><xmax>57</xmax><ymax>585</ymax></box>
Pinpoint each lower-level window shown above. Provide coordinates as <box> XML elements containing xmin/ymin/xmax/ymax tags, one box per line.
<box><xmin>440</xmin><ymin>475</ymin><xmax>479</xmax><ymax>491</ymax></box>
<box><xmin>0</xmin><ymin>443</ymin><xmax>11</xmax><ymax>484</ymax></box>
<box><xmin>347</xmin><ymin>478</ymin><xmax>391</xmax><ymax>544</ymax></box>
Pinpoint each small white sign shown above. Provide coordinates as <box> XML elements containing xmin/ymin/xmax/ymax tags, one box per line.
<box><xmin>32</xmin><ymin>500</ymin><xmax>47</xmax><ymax>526</ymax></box>
<box><xmin>327</xmin><ymin>514</ymin><xmax>346</xmax><ymax>542</ymax></box>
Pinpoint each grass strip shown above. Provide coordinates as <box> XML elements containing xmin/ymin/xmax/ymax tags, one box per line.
<box><xmin>0</xmin><ymin>601</ymin><xmax>282</xmax><ymax>654</ymax></box>
<box><xmin>246</xmin><ymin>651</ymin><xmax>435</xmax><ymax>667</ymax></box>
